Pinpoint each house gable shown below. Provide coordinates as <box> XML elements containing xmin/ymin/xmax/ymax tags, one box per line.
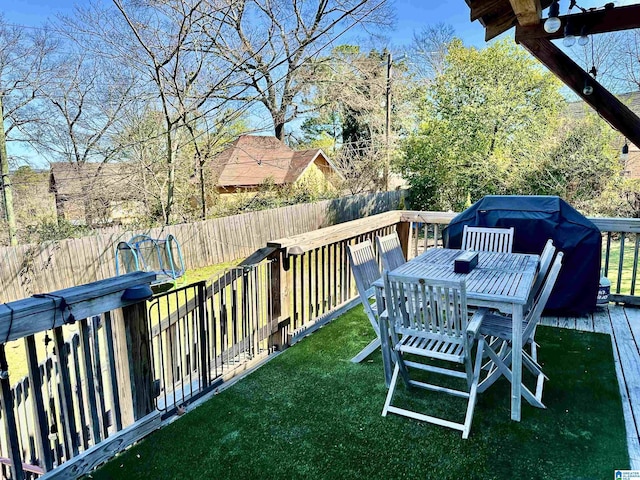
<box><xmin>212</xmin><ymin>136</ymin><xmax>342</xmax><ymax>192</ymax></box>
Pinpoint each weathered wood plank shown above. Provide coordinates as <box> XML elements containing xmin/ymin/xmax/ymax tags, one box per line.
<box><xmin>594</xmin><ymin>309</ymin><xmax>612</xmax><ymax>334</ymax></box>
<box><xmin>103</xmin><ymin>312</ymin><xmax>123</xmax><ymax>432</ymax></box>
<box><xmin>539</xmin><ymin>315</ymin><xmax>558</xmax><ymax>328</ymax></box>
<box><xmin>24</xmin><ymin>335</ymin><xmax>54</xmax><ymax>471</ymax></box>
<box><xmin>268</xmin><ymin>211</ymin><xmax>401</xmax><ymax>256</ymax></box>
<box><xmin>52</xmin><ymin>328</ymin><xmax>79</xmax><ymax>458</ymax></box>
<box><xmin>0</xmin><ymin>272</ymin><xmax>156</xmax><ymax>343</ymax></box>
<box><xmin>79</xmin><ymin>320</ymin><xmax>101</xmax><ymax>444</ymax></box>
<box><xmin>558</xmin><ymin>316</ymin><xmax>576</xmax><ymax>330</ymax></box>
<box><xmin>575</xmin><ymin>312</ymin><xmax>594</xmax><ymax>332</ymax></box>
<box><xmin>40</xmin><ymin>411</ymin><xmax>161</xmax><ymax>480</ymax></box>
<box><xmin>516</xmin><ymin>4</ymin><xmax>640</xmax><ymax>42</ymax></box>
<box><xmin>508</xmin><ymin>0</ymin><xmax>541</xmax><ymax>26</ymax></box>
<box><xmin>609</xmin><ymin>306</ymin><xmax>640</xmax><ymax>468</ymax></box>
<box><xmin>122</xmin><ymin>303</ymin><xmax>154</xmax><ymax>421</ymax></box>
<box><xmin>0</xmin><ymin>344</ymin><xmax>26</xmax><ymax>479</ymax></box>
<box><xmin>70</xmin><ymin>335</ymin><xmax>90</xmax><ymax>450</ymax></box>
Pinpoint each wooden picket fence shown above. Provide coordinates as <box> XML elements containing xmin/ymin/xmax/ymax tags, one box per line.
<box><xmin>0</xmin><ymin>191</ymin><xmax>404</xmax><ymax>304</ymax></box>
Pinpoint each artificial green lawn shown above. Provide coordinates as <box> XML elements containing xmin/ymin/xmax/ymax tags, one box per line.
<box><xmin>91</xmin><ymin>306</ymin><xmax>629</xmax><ymax>480</ymax></box>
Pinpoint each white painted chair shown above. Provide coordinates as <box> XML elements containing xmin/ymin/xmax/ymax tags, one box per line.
<box><xmin>461</xmin><ymin>225</ymin><xmax>514</xmax><ymax>253</ymax></box>
<box><xmin>376</xmin><ymin>232</ymin><xmax>406</xmax><ymax>272</ymax></box>
<box><xmin>381</xmin><ymin>273</ymin><xmax>485</xmax><ymax>439</ymax></box>
<box><xmin>347</xmin><ymin>241</ymin><xmax>382</xmax><ymax>363</ymax></box>
<box><xmin>478</xmin><ymin>252</ymin><xmax>563</xmax><ymax>407</ymax></box>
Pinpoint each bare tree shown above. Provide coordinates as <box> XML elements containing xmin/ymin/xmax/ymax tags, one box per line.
<box><xmin>203</xmin><ymin>0</ymin><xmax>392</xmax><ymax>140</ymax></box>
<box><xmin>26</xmin><ymin>50</ymin><xmax>135</xmax><ymax>225</ymax></box>
<box><xmin>614</xmin><ymin>29</ymin><xmax>640</xmax><ymax>91</ymax></box>
<box><xmin>63</xmin><ymin>0</ymin><xmax>248</xmax><ymax>224</ymax></box>
<box><xmin>0</xmin><ymin>20</ymin><xmax>56</xmax><ymax>245</ymax></box>
<box><xmin>408</xmin><ymin>22</ymin><xmax>455</xmax><ymax>81</ymax></box>
<box><xmin>332</xmin><ymin>142</ymin><xmax>383</xmax><ymax>194</ymax></box>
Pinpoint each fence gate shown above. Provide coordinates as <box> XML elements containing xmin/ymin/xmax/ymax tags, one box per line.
<box><xmin>148</xmin><ymin>263</ymin><xmax>273</xmax><ymax>417</ymax></box>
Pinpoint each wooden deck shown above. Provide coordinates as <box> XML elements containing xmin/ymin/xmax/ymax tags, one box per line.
<box><xmin>541</xmin><ymin>305</ymin><xmax>640</xmax><ymax>468</ymax></box>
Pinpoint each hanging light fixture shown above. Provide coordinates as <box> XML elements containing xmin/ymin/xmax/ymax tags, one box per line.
<box><xmin>544</xmin><ymin>0</ymin><xmax>562</xmax><ymax>33</ymax></box>
<box><xmin>582</xmin><ymin>79</ymin><xmax>593</xmax><ymax>96</ymax></box>
<box><xmin>563</xmin><ymin>22</ymin><xmax>576</xmax><ymax>47</ymax></box>
<box><xmin>622</xmin><ymin>140</ymin><xmax>630</xmax><ymax>161</ymax></box>
<box><xmin>578</xmin><ymin>25</ymin><xmax>589</xmax><ymax>46</ymax></box>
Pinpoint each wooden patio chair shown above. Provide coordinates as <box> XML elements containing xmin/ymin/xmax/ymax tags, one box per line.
<box><xmin>529</xmin><ymin>239</ymin><xmax>556</xmax><ymax>308</ymax></box>
<box><xmin>381</xmin><ymin>273</ymin><xmax>485</xmax><ymax>439</ymax></box>
<box><xmin>347</xmin><ymin>240</ymin><xmax>382</xmax><ymax>363</ymax></box>
<box><xmin>478</xmin><ymin>252</ymin><xmax>564</xmax><ymax>407</ymax></box>
<box><xmin>376</xmin><ymin>232</ymin><xmax>406</xmax><ymax>272</ymax></box>
<box><xmin>461</xmin><ymin>225</ymin><xmax>514</xmax><ymax>253</ymax></box>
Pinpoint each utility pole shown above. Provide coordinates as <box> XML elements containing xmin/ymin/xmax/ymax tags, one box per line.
<box><xmin>384</xmin><ymin>52</ymin><xmax>392</xmax><ymax>192</ymax></box>
<box><xmin>0</xmin><ymin>96</ymin><xmax>17</xmax><ymax>246</ymax></box>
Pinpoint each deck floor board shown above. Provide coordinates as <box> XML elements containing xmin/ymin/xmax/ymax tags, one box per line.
<box><xmin>537</xmin><ymin>306</ymin><xmax>638</xmax><ymax>467</ymax></box>
<box><xmin>571</xmin><ymin>305</ymin><xmax>640</xmax><ymax>468</ymax></box>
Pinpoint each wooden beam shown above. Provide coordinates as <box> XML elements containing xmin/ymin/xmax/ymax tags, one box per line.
<box><xmin>0</xmin><ymin>272</ymin><xmax>156</xmax><ymax>343</ymax></box>
<box><xmin>520</xmin><ymin>37</ymin><xmax>640</xmax><ymax>149</ymax></box>
<box><xmin>485</xmin><ymin>10</ymin><xmax>518</xmax><ymax>40</ymax></box>
<box><xmin>468</xmin><ymin>0</ymin><xmax>505</xmax><ymax>22</ymax></box>
<box><xmin>508</xmin><ymin>0</ymin><xmax>542</xmax><ymax>26</ymax></box>
<box><xmin>516</xmin><ymin>4</ymin><xmax>640</xmax><ymax>42</ymax></box>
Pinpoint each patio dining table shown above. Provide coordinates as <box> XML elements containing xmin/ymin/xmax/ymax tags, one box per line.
<box><xmin>372</xmin><ymin>247</ymin><xmax>540</xmax><ymax>422</ymax></box>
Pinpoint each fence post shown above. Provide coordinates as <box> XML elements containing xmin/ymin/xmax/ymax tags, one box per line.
<box><xmin>113</xmin><ymin>301</ymin><xmax>154</xmax><ymax>423</ymax></box>
<box><xmin>396</xmin><ymin>221</ymin><xmax>411</xmax><ymax>260</ymax></box>
<box><xmin>268</xmin><ymin>249</ymin><xmax>291</xmax><ymax>351</ymax></box>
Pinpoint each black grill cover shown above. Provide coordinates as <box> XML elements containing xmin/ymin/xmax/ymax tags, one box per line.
<box><xmin>442</xmin><ymin>195</ymin><xmax>601</xmax><ymax>315</ymax></box>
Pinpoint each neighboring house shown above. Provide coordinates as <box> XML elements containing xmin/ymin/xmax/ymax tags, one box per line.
<box><xmin>211</xmin><ymin>135</ymin><xmax>343</xmax><ymax>195</ymax></box>
<box><xmin>569</xmin><ymin>91</ymin><xmax>640</xmax><ymax>178</ymax></box>
<box><xmin>49</xmin><ymin>162</ymin><xmax>143</xmax><ymax>225</ymax></box>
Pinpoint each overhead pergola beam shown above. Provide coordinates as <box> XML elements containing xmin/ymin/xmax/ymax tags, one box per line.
<box><xmin>508</xmin><ymin>0</ymin><xmax>542</xmax><ymax>26</ymax></box>
<box><xmin>519</xmin><ymin>37</ymin><xmax>640</xmax><ymax>148</ymax></box>
<box><xmin>516</xmin><ymin>4</ymin><xmax>640</xmax><ymax>42</ymax></box>
<box><xmin>469</xmin><ymin>0</ymin><xmax>508</xmax><ymax>21</ymax></box>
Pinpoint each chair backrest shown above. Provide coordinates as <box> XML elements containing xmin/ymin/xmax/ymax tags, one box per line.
<box><xmin>461</xmin><ymin>225</ymin><xmax>514</xmax><ymax>253</ymax></box>
<box><xmin>376</xmin><ymin>232</ymin><xmax>406</xmax><ymax>272</ymax></box>
<box><xmin>529</xmin><ymin>239</ymin><xmax>556</xmax><ymax>303</ymax></box>
<box><xmin>523</xmin><ymin>252</ymin><xmax>563</xmax><ymax>339</ymax></box>
<box><xmin>383</xmin><ymin>272</ymin><xmax>469</xmax><ymax>342</ymax></box>
<box><xmin>347</xmin><ymin>241</ymin><xmax>381</xmax><ymax>313</ymax></box>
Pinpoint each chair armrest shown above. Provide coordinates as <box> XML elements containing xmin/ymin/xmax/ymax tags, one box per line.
<box><xmin>466</xmin><ymin>308</ymin><xmax>487</xmax><ymax>339</ymax></box>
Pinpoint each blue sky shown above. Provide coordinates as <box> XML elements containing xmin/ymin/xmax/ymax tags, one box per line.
<box><xmin>1</xmin><ymin>0</ymin><xmax>636</xmax><ymax>165</ymax></box>
<box><xmin>4</xmin><ymin>0</ymin><xmax>634</xmax><ymax>47</ymax></box>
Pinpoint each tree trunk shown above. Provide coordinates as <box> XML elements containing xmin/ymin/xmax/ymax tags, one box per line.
<box><xmin>164</xmin><ymin>128</ymin><xmax>174</xmax><ymax>225</ymax></box>
<box><xmin>0</xmin><ymin>96</ymin><xmax>17</xmax><ymax>246</ymax></box>
<box><xmin>274</xmin><ymin>121</ymin><xmax>285</xmax><ymax>141</ymax></box>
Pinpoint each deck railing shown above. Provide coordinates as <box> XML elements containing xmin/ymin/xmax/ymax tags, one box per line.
<box><xmin>1</xmin><ymin>209</ymin><xmax>640</xmax><ymax>479</ymax></box>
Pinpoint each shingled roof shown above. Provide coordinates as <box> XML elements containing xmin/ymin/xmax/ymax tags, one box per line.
<box><xmin>49</xmin><ymin>162</ymin><xmax>140</xmax><ymax>201</ymax></box>
<box><xmin>212</xmin><ymin>135</ymin><xmax>341</xmax><ymax>188</ymax></box>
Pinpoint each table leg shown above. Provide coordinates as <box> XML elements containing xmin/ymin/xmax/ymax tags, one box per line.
<box><xmin>511</xmin><ymin>303</ymin><xmax>523</xmax><ymax>421</ymax></box>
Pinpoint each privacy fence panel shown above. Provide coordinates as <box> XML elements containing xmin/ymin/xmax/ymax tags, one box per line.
<box><xmin>0</xmin><ymin>191</ymin><xmax>404</xmax><ymax>304</ymax></box>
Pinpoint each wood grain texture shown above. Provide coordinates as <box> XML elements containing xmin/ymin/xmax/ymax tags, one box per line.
<box><xmin>40</xmin><ymin>411</ymin><xmax>161</xmax><ymax>480</ymax></box>
<box><xmin>516</xmin><ymin>4</ymin><xmax>640</xmax><ymax>41</ymax></box>
<box><xmin>0</xmin><ymin>272</ymin><xmax>156</xmax><ymax>343</ymax></box>
<box><xmin>507</xmin><ymin>0</ymin><xmax>541</xmax><ymax>26</ymax></box>
<box><xmin>609</xmin><ymin>306</ymin><xmax>640</xmax><ymax>468</ymax></box>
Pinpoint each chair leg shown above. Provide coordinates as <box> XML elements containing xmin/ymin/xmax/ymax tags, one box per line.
<box><xmin>462</xmin><ymin>337</ymin><xmax>485</xmax><ymax>439</ymax></box>
<box><xmin>382</xmin><ymin>363</ymin><xmax>400</xmax><ymax>417</ymax></box>
<box><xmin>350</xmin><ymin>338</ymin><xmax>380</xmax><ymax>363</ymax></box>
